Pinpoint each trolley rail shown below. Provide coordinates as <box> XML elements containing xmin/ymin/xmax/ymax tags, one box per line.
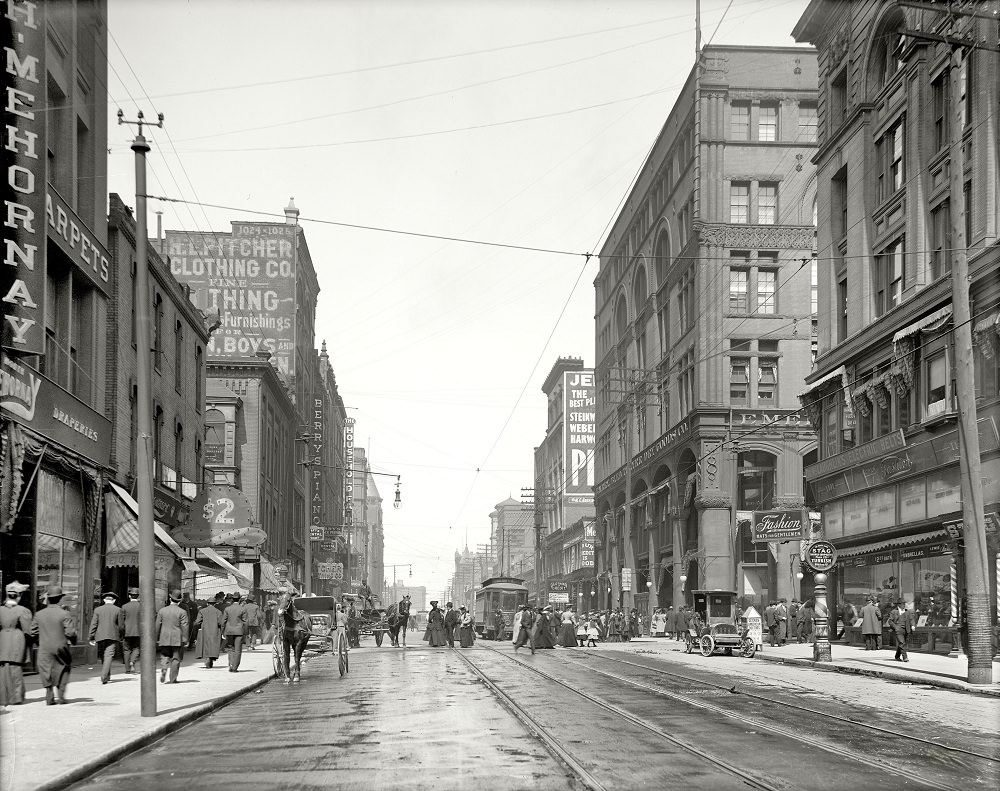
<box><xmin>468</xmin><ymin>644</ymin><xmax>989</xmax><ymax>791</ymax></box>
<box><xmin>572</xmin><ymin>650</ymin><xmax>1000</xmax><ymax>765</ymax></box>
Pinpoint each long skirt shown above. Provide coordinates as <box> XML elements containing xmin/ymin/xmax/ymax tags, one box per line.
<box><xmin>459</xmin><ymin>625</ymin><xmax>475</xmax><ymax>647</ymax></box>
<box><xmin>558</xmin><ymin>623</ymin><xmax>577</xmax><ymax>647</ymax></box>
<box><xmin>0</xmin><ymin>662</ymin><xmax>25</xmax><ymax>705</ymax></box>
<box><xmin>534</xmin><ymin>624</ymin><xmax>555</xmax><ymax>649</ymax></box>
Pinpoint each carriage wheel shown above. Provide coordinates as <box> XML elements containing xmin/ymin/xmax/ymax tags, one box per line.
<box><xmin>374</xmin><ymin>630</ymin><xmax>384</xmax><ymax>647</ymax></box>
<box><xmin>272</xmin><ymin>641</ymin><xmax>285</xmax><ymax>679</ymax></box>
<box><xmin>740</xmin><ymin>637</ymin><xmax>757</xmax><ymax>658</ymax></box>
<box><xmin>699</xmin><ymin>635</ymin><xmax>715</xmax><ymax>657</ymax></box>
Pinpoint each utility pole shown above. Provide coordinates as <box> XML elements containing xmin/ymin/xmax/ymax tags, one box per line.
<box><xmin>119</xmin><ymin>109</ymin><xmax>163</xmax><ymax>717</ymax></box>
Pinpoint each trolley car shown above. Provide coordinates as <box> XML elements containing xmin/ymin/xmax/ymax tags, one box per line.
<box><xmin>474</xmin><ymin>576</ymin><xmax>528</xmax><ymax>640</ymax></box>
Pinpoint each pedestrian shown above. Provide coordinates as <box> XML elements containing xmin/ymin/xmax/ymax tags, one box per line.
<box><xmin>510</xmin><ymin>605</ymin><xmax>523</xmax><ymax>645</ymax></box>
<box><xmin>493</xmin><ymin>606</ymin><xmax>506</xmax><ymax>641</ymax></box>
<box><xmin>797</xmin><ymin>599</ymin><xmax>815</xmax><ymax>644</ymax></box>
<box><xmin>0</xmin><ymin>581</ymin><xmax>32</xmax><ymax>708</ymax></box>
<box><xmin>838</xmin><ymin>601</ymin><xmax>858</xmax><ymax>640</ymax></box>
<box><xmin>194</xmin><ymin>593</ymin><xmax>225</xmax><ymax>667</ymax></box>
<box><xmin>664</xmin><ymin>606</ymin><xmax>676</xmax><ymax>640</ymax></box>
<box><xmin>788</xmin><ymin>599</ymin><xmax>800</xmax><ymax>641</ymax></box>
<box><xmin>443</xmin><ymin>602</ymin><xmax>459</xmax><ymax>647</ymax></box>
<box><xmin>860</xmin><ymin>596</ymin><xmax>882</xmax><ymax>651</ymax></box>
<box><xmin>764</xmin><ymin>601</ymin><xmax>779</xmax><ymax>647</ymax></box>
<box><xmin>31</xmin><ymin>584</ymin><xmax>77</xmax><ymax>705</ymax></box>
<box><xmin>513</xmin><ymin>605</ymin><xmax>536</xmax><ymax>654</ymax></box>
<box><xmin>535</xmin><ymin>607</ymin><xmax>556</xmax><ymax>649</ymax></box>
<box><xmin>424</xmin><ymin>601</ymin><xmax>447</xmax><ymax>647</ymax></box>
<box><xmin>776</xmin><ymin>598</ymin><xmax>789</xmax><ymax>645</ymax></box>
<box><xmin>122</xmin><ymin>587</ymin><xmax>141</xmax><ymax>673</ymax></box>
<box><xmin>887</xmin><ymin>600</ymin><xmax>915</xmax><ymax>662</ymax></box>
<box><xmin>244</xmin><ymin>593</ymin><xmax>262</xmax><ymax>650</ymax></box>
<box><xmin>155</xmin><ymin>588</ymin><xmax>189</xmax><ymax>683</ymax></box>
<box><xmin>221</xmin><ymin>593</ymin><xmax>247</xmax><ymax>672</ymax></box>
<box><xmin>458</xmin><ymin>606</ymin><xmax>476</xmax><ymax>647</ymax></box>
<box><xmin>576</xmin><ymin>614</ymin><xmax>588</xmax><ymax>646</ymax></box>
<box><xmin>586</xmin><ymin>615</ymin><xmax>600</xmax><ymax>647</ymax></box>
<box><xmin>181</xmin><ymin>593</ymin><xmax>199</xmax><ymax>648</ymax></box>
<box><xmin>558</xmin><ymin>608</ymin><xmax>577</xmax><ymax>647</ymax></box>
<box><xmin>652</xmin><ymin>607</ymin><xmax>666</xmax><ymax>637</ymax></box>
<box><xmin>88</xmin><ymin>590</ymin><xmax>124</xmax><ymax>684</ymax></box>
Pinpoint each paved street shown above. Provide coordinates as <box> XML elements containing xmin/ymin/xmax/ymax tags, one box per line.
<box><xmin>4</xmin><ymin>637</ymin><xmax>994</xmax><ymax>791</ymax></box>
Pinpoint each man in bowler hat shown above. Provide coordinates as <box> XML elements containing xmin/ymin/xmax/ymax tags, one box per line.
<box><xmin>221</xmin><ymin>593</ymin><xmax>247</xmax><ymax>672</ymax></box>
<box><xmin>122</xmin><ymin>587</ymin><xmax>142</xmax><ymax>673</ymax></box>
<box><xmin>155</xmin><ymin>589</ymin><xmax>189</xmax><ymax>683</ymax></box>
<box><xmin>89</xmin><ymin>591</ymin><xmax>124</xmax><ymax>684</ymax></box>
<box><xmin>31</xmin><ymin>585</ymin><xmax>77</xmax><ymax>704</ymax></box>
<box><xmin>443</xmin><ymin>602</ymin><xmax>459</xmax><ymax>648</ymax></box>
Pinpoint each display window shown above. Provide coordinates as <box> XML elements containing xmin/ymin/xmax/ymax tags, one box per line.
<box><xmin>904</xmin><ymin>555</ymin><xmax>952</xmax><ymax>626</ymax></box>
<box><xmin>34</xmin><ymin>470</ymin><xmax>87</xmax><ymax>629</ymax></box>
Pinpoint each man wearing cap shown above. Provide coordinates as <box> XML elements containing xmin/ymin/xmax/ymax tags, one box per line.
<box><xmin>155</xmin><ymin>589</ymin><xmax>189</xmax><ymax>683</ymax></box>
<box><xmin>89</xmin><ymin>591</ymin><xmax>125</xmax><ymax>684</ymax></box>
<box><xmin>122</xmin><ymin>587</ymin><xmax>142</xmax><ymax>673</ymax></box>
<box><xmin>221</xmin><ymin>592</ymin><xmax>248</xmax><ymax>672</ymax></box>
<box><xmin>0</xmin><ymin>581</ymin><xmax>32</xmax><ymax>707</ymax></box>
<box><xmin>443</xmin><ymin>602</ymin><xmax>459</xmax><ymax>648</ymax></box>
<box><xmin>31</xmin><ymin>585</ymin><xmax>78</xmax><ymax>704</ymax></box>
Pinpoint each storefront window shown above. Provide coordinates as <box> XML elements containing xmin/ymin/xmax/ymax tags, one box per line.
<box><xmin>824</xmin><ymin>500</ymin><xmax>843</xmax><ymax>538</ymax></box>
<box><xmin>842</xmin><ymin>492</ymin><xmax>869</xmax><ymax>536</ymax></box>
<box><xmin>868</xmin><ymin>486</ymin><xmax>896</xmax><ymax>531</ymax></box>
<box><xmin>903</xmin><ymin>554</ymin><xmax>951</xmax><ymax>625</ymax></box>
<box><xmin>899</xmin><ymin>478</ymin><xmax>926</xmax><ymax>523</ymax></box>
<box><xmin>927</xmin><ymin>468</ymin><xmax>961</xmax><ymax>518</ymax></box>
<box><xmin>35</xmin><ymin>470</ymin><xmax>86</xmax><ymax>621</ymax></box>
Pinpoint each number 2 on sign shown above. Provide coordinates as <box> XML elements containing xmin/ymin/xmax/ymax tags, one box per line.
<box><xmin>203</xmin><ymin>497</ymin><xmax>236</xmax><ymax>524</ymax></box>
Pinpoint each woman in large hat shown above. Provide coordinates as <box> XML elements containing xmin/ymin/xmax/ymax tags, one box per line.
<box><xmin>0</xmin><ymin>581</ymin><xmax>32</xmax><ymax>707</ymax></box>
<box><xmin>458</xmin><ymin>606</ymin><xmax>476</xmax><ymax>648</ymax></box>
<box><xmin>424</xmin><ymin>601</ymin><xmax>447</xmax><ymax>647</ymax></box>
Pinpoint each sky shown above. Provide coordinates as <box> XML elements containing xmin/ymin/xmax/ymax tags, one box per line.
<box><xmin>104</xmin><ymin>0</ymin><xmax>812</xmax><ymax>601</ymax></box>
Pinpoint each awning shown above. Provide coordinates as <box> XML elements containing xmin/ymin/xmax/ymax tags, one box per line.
<box><xmin>106</xmin><ymin>483</ymin><xmax>200</xmax><ymax>571</ymax></box>
<box><xmin>973</xmin><ymin>311</ymin><xmax>999</xmax><ymax>335</ymax></box>
<box><xmin>892</xmin><ymin>306</ymin><xmax>953</xmax><ymax>344</ymax></box>
<box><xmin>197</xmin><ymin>545</ymin><xmax>253</xmax><ymax>588</ymax></box>
<box><xmin>837</xmin><ymin>529</ymin><xmax>949</xmax><ymax>559</ymax></box>
<box><xmin>798</xmin><ymin>365</ymin><xmax>847</xmax><ymax>399</ymax></box>
<box><xmin>258</xmin><ymin>559</ymin><xmax>283</xmax><ymax>593</ymax></box>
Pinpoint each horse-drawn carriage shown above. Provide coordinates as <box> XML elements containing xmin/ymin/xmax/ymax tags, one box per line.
<box><xmin>345</xmin><ymin>594</ymin><xmax>411</xmax><ymax>648</ymax></box>
<box><xmin>684</xmin><ymin>589</ymin><xmax>756</xmax><ymax>658</ymax></box>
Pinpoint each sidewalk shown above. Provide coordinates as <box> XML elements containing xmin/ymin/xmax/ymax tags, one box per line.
<box><xmin>599</xmin><ymin>635</ymin><xmax>1000</xmax><ymax>697</ymax></box>
<box><xmin>0</xmin><ymin>644</ymin><xmax>292</xmax><ymax>791</ymax></box>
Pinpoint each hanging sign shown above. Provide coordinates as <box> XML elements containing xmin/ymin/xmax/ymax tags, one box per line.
<box><xmin>750</xmin><ymin>510</ymin><xmax>805</xmax><ymax>543</ymax></box>
<box><xmin>310</xmin><ymin>525</ymin><xmax>325</xmax><ymax>541</ymax></box>
<box><xmin>805</xmin><ymin>540</ymin><xmax>838</xmax><ymax>573</ymax></box>
<box><xmin>178</xmin><ymin>484</ymin><xmax>266</xmax><ymax>547</ymax></box>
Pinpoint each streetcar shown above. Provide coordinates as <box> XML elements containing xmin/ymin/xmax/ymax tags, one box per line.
<box><xmin>474</xmin><ymin>576</ymin><xmax>528</xmax><ymax>640</ymax></box>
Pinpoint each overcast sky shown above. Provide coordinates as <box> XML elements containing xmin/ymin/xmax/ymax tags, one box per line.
<box><xmin>105</xmin><ymin>0</ymin><xmax>812</xmax><ymax>600</ymax></box>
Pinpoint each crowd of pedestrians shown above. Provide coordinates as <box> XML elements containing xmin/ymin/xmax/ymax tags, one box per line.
<box><xmin>0</xmin><ymin>581</ymin><xmax>274</xmax><ymax>709</ymax></box>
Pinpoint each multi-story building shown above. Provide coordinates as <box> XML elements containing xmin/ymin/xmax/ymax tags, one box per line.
<box><xmin>593</xmin><ymin>45</ymin><xmax>819</xmax><ymax>618</ymax></box>
<box><xmin>535</xmin><ymin>357</ymin><xmax>597</xmax><ymax>609</ymax></box>
<box><xmin>1</xmin><ymin>1</ymin><xmax>112</xmax><ymax>648</ymax></box>
<box><xmin>793</xmin><ymin>2</ymin><xmax>999</xmax><ymax>652</ymax></box>
<box><xmin>491</xmin><ymin>497</ymin><xmax>535</xmax><ymax>583</ymax></box>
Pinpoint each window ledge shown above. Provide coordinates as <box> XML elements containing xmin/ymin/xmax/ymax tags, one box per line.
<box><xmin>920</xmin><ymin>410</ymin><xmax>958</xmax><ymax>432</ymax></box>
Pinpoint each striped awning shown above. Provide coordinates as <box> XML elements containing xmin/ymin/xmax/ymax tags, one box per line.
<box><xmin>892</xmin><ymin>306</ymin><xmax>953</xmax><ymax>344</ymax></box>
<box><xmin>197</xmin><ymin>546</ymin><xmax>254</xmax><ymax>588</ymax></box>
<box><xmin>105</xmin><ymin>483</ymin><xmax>199</xmax><ymax>571</ymax></box>
<box><xmin>837</xmin><ymin>529</ymin><xmax>949</xmax><ymax>558</ymax></box>
<box><xmin>258</xmin><ymin>559</ymin><xmax>284</xmax><ymax>593</ymax></box>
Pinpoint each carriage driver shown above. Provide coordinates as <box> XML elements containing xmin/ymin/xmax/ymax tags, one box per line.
<box><xmin>357</xmin><ymin>579</ymin><xmax>375</xmax><ymax>611</ymax></box>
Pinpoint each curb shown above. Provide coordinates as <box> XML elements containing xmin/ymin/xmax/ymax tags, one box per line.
<box><xmin>752</xmin><ymin>652</ymin><xmax>1000</xmax><ymax>697</ymax></box>
<box><xmin>27</xmin><ymin>670</ymin><xmax>276</xmax><ymax>791</ymax></box>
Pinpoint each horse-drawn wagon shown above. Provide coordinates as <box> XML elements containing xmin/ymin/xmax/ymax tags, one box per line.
<box><xmin>345</xmin><ymin>594</ymin><xmax>411</xmax><ymax>647</ymax></box>
<box><xmin>684</xmin><ymin>589</ymin><xmax>756</xmax><ymax>658</ymax></box>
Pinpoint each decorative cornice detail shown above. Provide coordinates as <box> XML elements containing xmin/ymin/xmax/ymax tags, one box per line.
<box><xmin>697</xmin><ymin>223</ymin><xmax>815</xmax><ymax>249</ymax></box>
<box><xmin>772</xmin><ymin>496</ymin><xmax>806</xmax><ymax>510</ymax></box>
<box><xmin>694</xmin><ymin>494</ymin><xmax>732</xmax><ymax>511</ymax></box>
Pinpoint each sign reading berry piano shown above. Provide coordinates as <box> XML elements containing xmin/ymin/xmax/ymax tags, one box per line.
<box><xmin>750</xmin><ymin>510</ymin><xmax>805</xmax><ymax>543</ymax></box>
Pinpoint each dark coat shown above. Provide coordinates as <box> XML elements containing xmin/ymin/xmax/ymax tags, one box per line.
<box><xmin>32</xmin><ymin>604</ymin><xmax>77</xmax><ymax>654</ymax></box>
<box><xmin>887</xmin><ymin>607</ymin><xmax>916</xmax><ymax>637</ymax></box>
<box><xmin>0</xmin><ymin>604</ymin><xmax>33</xmax><ymax>663</ymax></box>
<box><xmin>194</xmin><ymin>604</ymin><xmax>224</xmax><ymax>658</ymax></box>
<box><xmin>155</xmin><ymin>602</ymin><xmax>189</xmax><ymax>647</ymax></box>
<box><xmin>425</xmin><ymin>607</ymin><xmax>446</xmax><ymax>646</ymax></box>
<box><xmin>860</xmin><ymin>602</ymin><xmax>882</xmax><ymax>636</ymax></box>
<box><xmin>444</xmin><ymin>608</ymin><xmax>460</xmax><ymax>629</ymax></box>
<box><xmin>89</xmin><ymin>602</ymin><xmax>124</xmax><ymax>642</ymax></box>
<box><xmin>244</xmin><ymin>602</ymin><xmax>262</xmax><ymax>627</ymax></box>
<box><xmin>122</xmin><ymin>599</ymin><xmax>142</xmax><ymax>638</ymax></box>
<box><xmin>221</xmin><ymin>602</ymin><xmax>247</xmax><ymax>636</ymax></box>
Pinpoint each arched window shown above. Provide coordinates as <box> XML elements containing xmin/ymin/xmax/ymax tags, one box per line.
<box><xmin>614</xmin><ymin>293</ymin><xmax>629</xmax><ymax>343</ymax></box>
<box><xmin>868</xmin><ymin>9</ymin><xmax>906</xmax><ymax>94</ymax></box>
<box><xmin>653</xmin><ymin>229</ymin><xmax>670</xmax><ymax>286</ymax></box>
<box><xmin>633</xmin><ymin>263</ymin><xmax>648</xmax><ymax>309</ymax></box>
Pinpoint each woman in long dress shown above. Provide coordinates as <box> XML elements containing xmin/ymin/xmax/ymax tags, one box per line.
<box><xmin>0</xmin><ymin>582</ymin><xmax>32</xmax><ymax>707</ymax></box>
<box><xmin>534</xmin><ymin>607</ymin><xmax>555</xmax><ymax>649</ymax></box>
<box><xmin>424</xmin><ymin>601</ymin><xmax>447</xmax><ymax>647</ymax></box>
<box><xmin>558</xmin><ymin>608</ymin><xmax>577</xmax><ymax>647</ymax></box>
<box><xmin>458</xmin><ymin>607</ymin><xmax>476</xmax><ymax>647</ymax></box>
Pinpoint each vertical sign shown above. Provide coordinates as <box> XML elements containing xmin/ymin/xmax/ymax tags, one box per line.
<box><xmin>166</xmin><ymin>222</ymin><xmax>298</xmax><ymax>377</ymax></box>
<box><xmin>581</xmin><ymin>519</ymin><xmax>596</xmax><ymax>569</ymax></box>
<box><xmin>3</xmin><ymin>1</ymin><xmax>46</xmax><ymax>354</ymax></box>
<box><xmin>310</xmin><ymin>390</ymin><xmax>325</xmax><ymax>537</ymax></box>
<box><xmin>343</xmin><ymin>418</ymin><xmax>355</xmax><ymax>548</ymax></box>
<box><xmin>564</xmin><ymin>370</ymin><xmax>596</xmax><ymax>506</ymax></box>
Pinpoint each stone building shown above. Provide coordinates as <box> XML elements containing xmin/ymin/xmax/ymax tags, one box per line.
<box><xmin>593</xmin><ymin>45</ymin><xmax>819</xmax><ymax>618</ymax></box>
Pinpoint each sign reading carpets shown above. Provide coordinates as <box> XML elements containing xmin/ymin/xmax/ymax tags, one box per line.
<box><xmin>3</xmin><ymin>1</ymin><xmax>46</xmax><ymax>353</ymax></box>
<box><xmin>343</xmin><ymin>418</ymin><xmax>355</xmax><ymax>542</ymax></box>
<box><xmin>165</xmin><ymin>223</ymin><xmax>298</xmax><ymax>377</ymax></box>
<box><xmin>563</xmin><ymin>370</ymin><xmax>596</xmax><ymax>506</ymax></box>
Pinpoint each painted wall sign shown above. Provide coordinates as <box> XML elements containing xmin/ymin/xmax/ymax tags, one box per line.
<box><xmin>730</xmin><ymin>409</ymin><xmax>808</xmax><ymax>429</ymax></box>
<box><xmin>805</xmin><ymin>430</ymin><xmax>906</xmax><ymax>481</ymax></box>
<box><xmin>596</xmin><ymin>418</ymin><xmax>691</xmax><ymax>496</ymax></box>
<box><xmin>750</xmin><ymin>510</ymin><xmax>805</xmax><ymax>543</ymax></box>
<box><xmin>3</xmin><ymin>0</ymin><xmax>46</xmax><ymax>353</ymax></box>
<box><xmin>45</xmin><ymin>189</ymin><xmax>110</xmax><ymax>293</ymax></box>
<box><xmin>165</xmin><ymin>223</ymin><xmax>298</xmax><ymax>377</ymax></box>
<box><xmin>310</xmin><ymin>391</ymin><xmax>325</xmax><ymax>530</ymax></box>
<box><xmin>343</xmin><ymin>418</ymin><xmax>355</xmax><ymax>537</ymax></box>
<box><xmin>563</xmin><ymin>370</ymin><xmax>596</xmax><ymax>505</ymax></box>
<box><xmin>0</xmin><ymin>353</ymin><xmax>111</xmax><ymax>465</ymax></box>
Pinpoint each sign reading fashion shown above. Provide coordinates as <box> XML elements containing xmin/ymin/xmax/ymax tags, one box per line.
<box><xmin>750</xmin><ymin>510</ymin><xmax>805</xmax><ymax>543</ymax></box>
<box><xmin>563</xmin><ymin>370</ymin><xmax>596</xmax><ymax>505</ymax></box>
<box><xmin>165</xmin><ymin>223</ymin><xmax>298</xmax><ymax>377</ymax></box>
<box><xmin>3</xmin><ymin>0</ymin><xmax>46</xmax><ymax>354</ymax></box>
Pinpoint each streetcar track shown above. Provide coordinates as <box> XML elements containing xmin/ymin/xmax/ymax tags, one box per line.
<box><xmin>577</xmin><ymin>650</ymin><xmax>1000</xmax><ymax>764</ymax></box>
<box><xmin>458</xmin><ymin>647</ymin><xmax>789</xmax><ymax>791</ymax></box>
<box><xmin>503</xmin><ymin>646</ymin><xmax>988</xmax><ymax>791</ymax></box>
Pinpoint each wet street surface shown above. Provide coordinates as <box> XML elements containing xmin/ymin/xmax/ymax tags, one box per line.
<box><xmin>65</xmin><ymin>642</ymin><xmax>999</xmax><ymax>791</ymax></box>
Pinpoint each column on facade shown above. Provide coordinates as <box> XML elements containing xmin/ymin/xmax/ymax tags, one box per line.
<box><xmin>623</xmin><ymin>503</ymin><xmax>638</xmax><ymax>611</ymax></box>
<box><xmin>672</xmin><ymin>509</ymin><xmax>686</xmax><ymax>605</ymax></box>
<box><xmin>647</xmin><ymin>493</ymin><xmax>659</xmax><ymax>617</ymax></box>
<box><xmin>774</xmin><ymin>432</ymin><xmax>806</xmax><ymax>604</ymax></box>
<box><xmin>702</xmin><ymin>243</ymin><xmax>726</xmax><ymax>402</ymax></box>
<box><xmin>696</xmin><ymin>494</ymin><xmax>735</xmax><ymax>590</ymax></box>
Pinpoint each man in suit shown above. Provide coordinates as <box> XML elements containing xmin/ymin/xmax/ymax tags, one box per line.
<box><xmin>180</xmin><ymin>593</ymin><xmax>199</xmax><ymax>648</ymax></box>
<box><xmin>861</xmin><ymin>596</ymin><xmax>883</xmax><ymax>651</ymax></box>
<box><xmin>221</xmin><ymin>593</ymin><xmax>247</xmax><ymax>672</ymax></box>
<box><xmin>776</xmin><ymin>599</ymin><xmax>789</xmax><ymax>645</ymax></box>
<box><xmin>122</xmin><ymin>587</ymin><xmax>142</xmax><ymax>673</ymax></box>
<box><xmin>443</xmin><ymin>602</ymin><xmax>459</xmax><ymax>648</ymax></box>
<box><xmin>513</xmin><ymin>605</ymin><xmax>536</xmax><ymax>654</ymax></box>
<box><xmin>243</xmin><ymin>593</ymin><xmax>262</xmax><ymax>650</ymax></box>
<box><xmin>887</xmin><ymin>600</ymin><xmax>915</xmax><ymax>662</ymax></box>
<box><xmin>31</xmin><ymin>585</ymin><xmax>77</xmax><ymax>705</ymax></box>
<box><xmin>155</xmin><ymin>589</ymin><xmax>189</xmax><ymax>683</ymax></box>
<box><xmin>89</xmin><ymin>591</ymin><xmax>124</xmax><ymax>684</ymax></box>
<box><xmin>764</xmin><ymin>601</ymin><xmax>778</xmax><ymax>647</ymax></box>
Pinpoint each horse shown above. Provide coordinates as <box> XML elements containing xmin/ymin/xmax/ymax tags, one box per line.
<box><xmin>384</xmin><ymin>595</ymin><xmax>411</xmax><ymax>647</ymax></box>
<box><xmin>275</xmin><ymin>589</ymin><xmax>311</xmax><ymax>682</ymax></box>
